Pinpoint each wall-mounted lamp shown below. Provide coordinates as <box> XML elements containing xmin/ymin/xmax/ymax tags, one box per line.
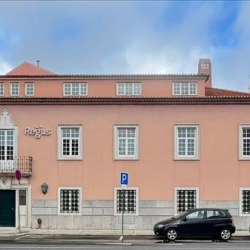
<box><xmin>41</xmin><ymin>183</ymin><xmax>48</xmax><ymax>195</ymax></box>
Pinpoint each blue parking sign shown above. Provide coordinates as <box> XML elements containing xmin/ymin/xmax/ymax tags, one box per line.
<box><xmin>120</xmin><ymin>172</ymin><xmax>129</xmax><ymax>186</ymax></box>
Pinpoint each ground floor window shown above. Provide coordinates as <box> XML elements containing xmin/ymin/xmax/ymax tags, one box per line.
<box><xmin>240</xmin><ymin>188</ymin><xmax>250</xmax><ymax>215</ymax></box>
<box><xmin>175</xmin><ymin>188</ymin><xmax>198</xmax><ymax>214</ymax></box>
<box><xmin>58</xmin><ymin>188</ymin><xmax>82</xmax><ymax>214</ymax></box>
<box><xmin>114</xmin><ymin>188</ymin><xmax>138</xmax><ymax>215</ymax></box>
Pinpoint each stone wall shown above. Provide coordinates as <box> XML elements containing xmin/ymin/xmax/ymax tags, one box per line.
<box><xmin>31</xmin><ymin>200</ymin><xmax>250</xmax><ymax>231</ymax></box>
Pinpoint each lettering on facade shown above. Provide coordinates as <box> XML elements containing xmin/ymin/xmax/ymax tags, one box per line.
<box><xmin>25</xmin><ymin>126</ymin><xmax>51</xmax><ymax>139</ymax></box>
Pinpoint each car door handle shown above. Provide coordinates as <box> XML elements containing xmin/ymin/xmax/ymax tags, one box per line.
<box><xmin>11</xmin><ymin>208</ymin><xmax>15</xmax><ymax>212</ymax></box>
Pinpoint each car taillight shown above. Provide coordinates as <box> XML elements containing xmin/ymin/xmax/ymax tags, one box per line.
<box><xmin>230</xmin><ymin>217</ymin><xmax>234</xmax><ymax>224</ymax></box>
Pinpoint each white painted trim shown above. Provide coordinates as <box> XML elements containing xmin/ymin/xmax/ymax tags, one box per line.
<box><xmin>58</xmin><ymin>187</ymin><xmax>82</xmax><ymax>215</ymax></box>
<box><xmin>25</xmin><ymin>82</ymin><xmax>35</xmax><ymax>96</ymax></box>
<box><xmin>114</xmin><ymin>187</ymin><xmax>139</xmax><ymax>216</ymax></box>
<box><xmin>174</xmin><ymin>187</ymin><xmax>199</xmax><ymax>215</ymax></box>
<box><xmin>239</xmin><ymin>187</ymin><xmax>250</xmax><ymax>216</ymax></box>
<box><xmin>0</xmin><ymin>82</ymin><xmax>4</xmax><ymax>96</ymax></box>
<box><xmin>239</xmin><ymin>125</ymin><xmax>250</xmax><ymax>160</ymax></box>
<box><xmin>0</xmin><ymin>109</ymin><xmax>19</xmax><ymax>159</ymax></box>
<box><xmin>174</xmin><ymin>124</ymin><xmax>199</xmax><ymax>160</ymax></box>
<box><xmin>57</xmin><ymin>125</ymin><xmax>83</xmax><ymax>160</ymax></box>
<box><xmin>114</xmin><ymin>125</ymin><xmax>139</xmax><ymax>160</ymax></box>
<box><xmin>10</xmin><ymin>82</ymin><xmax>19</xmax><ymax>96</ymax></box>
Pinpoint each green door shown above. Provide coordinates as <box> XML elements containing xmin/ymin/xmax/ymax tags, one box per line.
<box><xmin>0</xmin><ymin>190</ymin><xmax>15</xmax><ymax>227</ymax></box>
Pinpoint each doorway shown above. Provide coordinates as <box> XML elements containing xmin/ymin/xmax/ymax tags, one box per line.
<box><xmin>0</xmin><ymin>190</ymin><xmax>15</xmax><ymax>227</ymax></box>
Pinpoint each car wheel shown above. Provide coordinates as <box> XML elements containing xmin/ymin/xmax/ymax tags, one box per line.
<box><xmin>166</xmin><ymin>228</ymin><xmax>178</xmax><ymax>241</ymax></box>
<box><xmin>220</xmin><ymin>228</ymin><xmax>231</xmax><ymax>241</ymax></box>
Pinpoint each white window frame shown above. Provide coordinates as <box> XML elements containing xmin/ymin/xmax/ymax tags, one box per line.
<box><xmin>25</xmin><ymin>82</ymin><xmax>35</xmax><ymax>96</ymax></box>
<box><xmin>58</xmin><ymin>187</ymin><xmax>82</xmax><ymax>215</ymax></box>
<box><xmin>58</xmin><ymin>125</ymin><xmax>83</xmax><ymax>160</ymax></box>
<box><xmin>63</xmin><ymin>83</ymin><xmax>88</xmax><ymax>96</ymax></box>
<box><xmin>116</xmin><ymin>83</ymin><xmax>141</xmax><ymax>96</ymax></box>
<box><xmin>239</xmin><ymin>125</ymin><xmax>250</xmax><ymax>160</ymax></box>
<box><xmin>174</xmin><ymin>187</ymin><xmax>199</xmax><ymax>215</ymax></box>
<box><xmin>114</xmin><ymin>125</ymin><xmax>139</xmax><ymax>160</ymax></box>
<box><xmin>0</xmin><ymin>83</ymin><xmax>4</xmax><ymax>96</ymax></box>
<box><xmin>172</xmin><ymin>82</ymin><xmax>197</xmax><ymax>96</ymax></box>
<box><xmin>114</xmin><ymin>187</ymin><xmax>139</xmax><ymax>216</ymax></box>
<box><xmin>239</xmin><ymin>188</ymin><xmax>250</xmax><ymax>216</ymax></box>
<box><xmin>10</xmin><ymin>82</ymin><xmax>19</xmax><ymax>96</ymax></box>
<box><xmin>174</xmin><ymin>125</ymin><xmax>199</xmax><ymax>160</ymax></box>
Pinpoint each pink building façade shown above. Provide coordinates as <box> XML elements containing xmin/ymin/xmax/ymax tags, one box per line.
<box><xmin>0</xmin><ymin>59</ymin><xmax>250</xmax><ymax>232</ymax></box>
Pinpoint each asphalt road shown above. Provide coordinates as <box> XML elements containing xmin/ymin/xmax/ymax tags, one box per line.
<box><xmin>1</xmin><ymin>243</ymin><xmax>250</xmax><ymax>250</ymax></box>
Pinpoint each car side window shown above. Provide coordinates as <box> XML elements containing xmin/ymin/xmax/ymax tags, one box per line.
<box><xmin>186</xmin><ymin>210</ymin><xmax>205</xmax><ymax>220</ymax></box>
<box><xmin>206</xmin><ymin>210</ymin><xmax>222</xmax><ymax>219</ymax></box>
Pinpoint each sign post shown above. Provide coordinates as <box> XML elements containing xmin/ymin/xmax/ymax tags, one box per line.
<box><xmin>120</xmin><ymin>172</ymin><xmax>129</xmax><ymax>242</ymax></box>
<box><xmin>15</xmin><ymin>169</ymin><xmax>22</xmax><ymax>232</ymax></box>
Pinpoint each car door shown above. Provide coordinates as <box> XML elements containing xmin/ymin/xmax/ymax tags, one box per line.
<box><xmin>203</xmin><ymin>209</ymin><xmax>222</xmax><ymax>236</ymax></box>
<box><xmin>178</xmin><ymin>210</ymin><xmax>205</xmax><ymax>236</ymax></box>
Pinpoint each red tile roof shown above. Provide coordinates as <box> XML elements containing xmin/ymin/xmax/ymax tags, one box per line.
<box><xmin>205</xmin><ymin>87</ymin><xmax>250</xmax><ymax>96</ymax></box>
<box><xmin>6</xmin><ymin>62</ymin><xmax>56</xmax><ymax>76</ymax></box>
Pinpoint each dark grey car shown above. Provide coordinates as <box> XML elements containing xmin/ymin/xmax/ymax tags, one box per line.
<box><xmin>154</xmin><ymin>208</ymin><xmax>236</xmax><ymax>241</ymax></box>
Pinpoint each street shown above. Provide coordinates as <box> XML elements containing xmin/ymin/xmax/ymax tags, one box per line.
<box><xmin>1</xmin><ymin>242</ymin><xmax>250</xmax><ymax>250</ymax></box>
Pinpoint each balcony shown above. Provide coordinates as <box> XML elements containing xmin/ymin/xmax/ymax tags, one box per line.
<box><xmin>0</xmin><ymin>156</ymin><xmax>32</xmax><ymax>177</ymax></box>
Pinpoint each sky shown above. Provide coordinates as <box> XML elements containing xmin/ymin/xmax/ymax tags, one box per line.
<box><xmin>0</xmin><ymin>1</ymin><xmax>250</xmax><ymax>91</ymax></box>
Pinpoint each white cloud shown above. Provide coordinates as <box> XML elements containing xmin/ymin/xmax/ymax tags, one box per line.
<box><xmin>0</xmin><ymin>59</ymin><xmax>12</xmax><ymax>75</ymax></box>
<box><xmin>0</xmin><ymin>1</ymin><xmax>250</xmax><ymax>91</ymax></box>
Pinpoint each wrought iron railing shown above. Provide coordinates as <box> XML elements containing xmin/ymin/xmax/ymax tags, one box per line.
<box><xmin>0</xmin><ymin>156</ymin><xmax>32</xmax><ymax>173</ymax></box>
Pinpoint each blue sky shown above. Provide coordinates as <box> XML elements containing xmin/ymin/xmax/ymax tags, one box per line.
<box><xmin>0</xmin><ymin>1</ymin><xmax>250</xmax><ymax>91</ymax></box>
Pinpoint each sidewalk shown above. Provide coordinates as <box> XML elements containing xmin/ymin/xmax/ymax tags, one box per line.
<box><xmin>0</xmin><ymin>229</ymin><xmax>249</xmax><ymax>245</ymax></box>
<box><xmin>0</xmin><ymin>228</ymin><xmax>249</xmax><ymax>236</ymax></box>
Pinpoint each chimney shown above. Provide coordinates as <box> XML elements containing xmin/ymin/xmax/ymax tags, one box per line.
<box><xmin>198</xmin><ymin>59</ymin><xmax>212</xmax><ymax>88</ymax></box>
<box><xmin>36</xmin><ymin>60</ymin><xmax>40</xmax><ymax>67</ymax></box>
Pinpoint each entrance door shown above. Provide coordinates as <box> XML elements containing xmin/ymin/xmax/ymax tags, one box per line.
<box><xmin>0</xmin><ymin>130</ymin><xmax>15</xmax><ymax>171</ymax></box>
<box><xmin>0</xmin><ymin>190</ymin><xmax>15</xmax><ymax>227</ymax></box>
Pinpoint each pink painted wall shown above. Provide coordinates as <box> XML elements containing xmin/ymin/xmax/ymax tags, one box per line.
<box><xmin>0</xmin><ymin>78</ymin><xmax>206</xmax><ymax>97</ymax></box>
<box><xmin>2</xmin><ymin>104</ymin><xmax>250</xmax><ymax>202</ymax></box>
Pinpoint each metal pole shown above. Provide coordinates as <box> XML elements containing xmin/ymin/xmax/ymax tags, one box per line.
<box><xmin>18</xmin><ymin>180</ymin><xmax>20</xmax><ymax>233</ymax></box>
<box><xmin>121</xmin><ymin>189</ymin><xmax>125</xmax><ymax>243</ymax></box>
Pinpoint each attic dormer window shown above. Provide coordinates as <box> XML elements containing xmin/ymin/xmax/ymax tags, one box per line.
<box><xmin>117</xmin><ymin>83</ymin><xmax>141</xmax><ymax>96</ymax></box>
<box><xmin>173</xmin><ymin>82</ymin><xmax>197</xmax><ymax>96</ymax></box>
<box><xmin>63</xmin><ymin>83</ymin><xmax>88</xmax><ymax>96</ymax></box>
<box><xmin>10</xmin><ymin>83</ymin><xmax>19</xmax><ymax>96</ymax></box>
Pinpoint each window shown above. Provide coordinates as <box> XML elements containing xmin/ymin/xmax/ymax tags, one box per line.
<box><xmin>240</xmin><ymin>188</ymin><xmax>250</xmax><ymax>215</ymax></box>
<box><xmin>25</xmin><ymin>83</ymin><xmax>34</xmax><ymax>96</ymax></box>
<box><xmin>0</xmin><ymin>130</ymin><xmax>14</xmax><ymax>161</ymax></box>
<box><xmin>63</xmin><ymin>83</ymin><xmax>88</xmax><ymax>96</ymax></box>
<box><xmin>175</xmin><ymin>188</ymin><xmax>198</xmax><ymax>214</ymax></box>
<box><xmin>175</xmin><ymin>125</ymin><xmax>199</xmax><ymax>160</ymax></box>
<box><xmin>239</xmin><ymin>126</ymin><xmax>250</xmax><ymax>159</ymax></box>
<box><xmin>206</xmin><ymin>210</ymin><xmax>223</xmax><ymax>219</ymax></box>
<box><xmin>58</xmin><ymin>126</ymin><xmax>82</xmax><ymax>160</ymax></box>
<box><xmin>0</xmin><ymin>83</ymin><xmax>4</xmax><ymax>96</ymax></box>
<box><xmin>117</xmin><ymin>83</ymin><xmax>141</xmax><ymax>96</ymax></box>
<box><xmin>114</xmin><ymin>125</ymin><xmax>138</xmax><ymax>159</ymax></box>
<box><xmin>173</xmin><ymin>82</ymin><xmax>197</xmax><ymax>95</ymax></box>
<box><xmin>10</xmin><ymin>83</ymin><xmax>19</xmax><ymax>96</ymax></box>
<box><xmin>114</xmin><ymin>188</ymin><xmax>138</xmax><ymax>215</ymax></box>
<box><xmin>19</xmin><ymin>190</ymin><xmax>27</xmax><ymax>206</ymax></box>
<box><xmin>186</xmin><ymin>210</ymin><xmax>204</xmax><ymax>220</ymax></box>
<box><xmin>59</xmin><ymin>188</ymin><xmax>82</xmax><ymax>214</ymax></box>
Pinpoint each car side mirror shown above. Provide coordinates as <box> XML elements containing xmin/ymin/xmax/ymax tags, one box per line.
<box><xmin>182</xmin><ymin>217</ymin><xmax>187</xmax><ymax>222</ymax></box>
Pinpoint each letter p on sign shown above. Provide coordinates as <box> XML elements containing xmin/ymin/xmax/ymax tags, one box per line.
<box><xmin>121</xmin><ymin>172</ymin><xmax>129</xmax><ymax>187</ymax></box>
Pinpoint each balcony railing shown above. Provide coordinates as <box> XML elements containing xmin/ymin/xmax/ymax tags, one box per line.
<box><xmin>0</xmin><ymin>156</ymin><xmax>32</xmax><ymax>176</ymax></box>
